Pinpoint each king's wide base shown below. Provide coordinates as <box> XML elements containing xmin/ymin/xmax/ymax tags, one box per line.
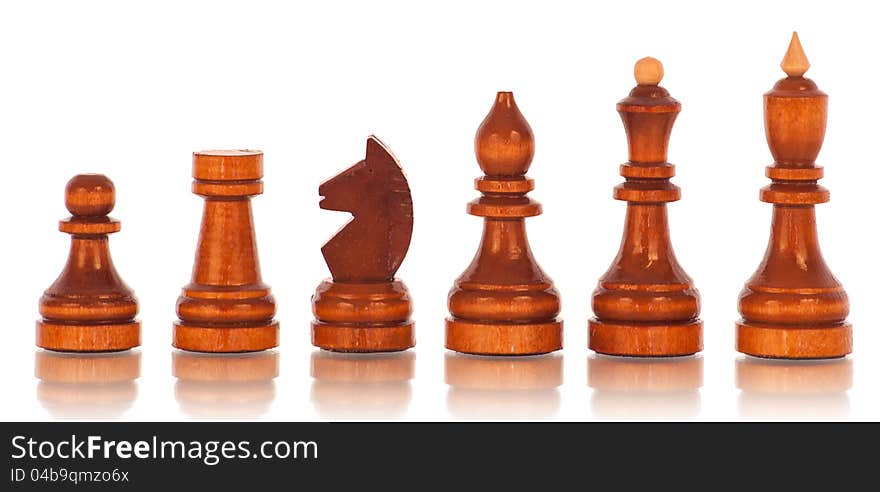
<box><xmin>445</xmin><ymin>319</ymin><xmax>562</xmax><ymax>356</ymax></box>
<box><xmin>735</xmin><ymin>320</ymin><xmax>852</xmax><ymax>359</ymax></box>
<box><xmin>36</xmin><ymin>321</ymin><xmax>141</xmax><ymax>353</ymax></box>
<box><xmin>173</xmin><ymin>322</ymin><xmax>279</xmax><ymax>353</ymax></box>
<box><xmin>311</xmin><ymin>280</ymin><xmax>415</xmax><ymax>353</ymax></box>
<box><xmin>589</xmin><ymin>319</ymin><xmax>702</xmax><ymax>357</ymax></box>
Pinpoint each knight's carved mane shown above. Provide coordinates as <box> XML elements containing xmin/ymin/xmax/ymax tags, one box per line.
<box><xmin>320</xmin><ymin>137</ymin><xmax>413</xmax><ymax>282</ymax></box>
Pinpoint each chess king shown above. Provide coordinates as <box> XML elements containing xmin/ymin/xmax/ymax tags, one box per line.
<box><xmin>311</xmin><ymin>136</ymin><xmax>415</xmax><ymax>352</ymax></box>
<box><xmin>736</xmin><ymin>33</ymin><xmax>851</xmax><ymax>359</ymax></box>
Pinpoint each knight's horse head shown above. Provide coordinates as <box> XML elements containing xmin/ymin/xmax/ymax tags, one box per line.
<box><xmin>319</xmin><ymin>136</ymin><xmax>414</xmax><ymax>281</ymax></box>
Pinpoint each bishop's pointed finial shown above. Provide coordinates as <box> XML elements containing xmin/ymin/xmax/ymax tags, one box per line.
<box><xmin>781</xmin><ymin>32</ymin><xmax>810</xmax><ymax>77</ymax></box>
<box><xmin>475</xmin><ymin>92</ymin><xmax>535</xmax><ymax>176</ymax></box>
<box><xmin>634</xmin><ymin>57</ymin><xmax>664</xmax><ymax>86</ymax></box>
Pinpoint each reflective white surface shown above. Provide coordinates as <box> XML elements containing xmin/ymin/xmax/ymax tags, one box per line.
<box><xmin>445</xmin><ymin>353</ymin><xmax>562</xmax><ymax>420</ymax></box>
<box><xmin>172</xmin><ymin>351</ymin><xmax>278</xmax><ymax>419</ymax></box>
<box><xmin>736</xmin><ymin>356</ymin><xmax>852</xmax><ymax>420</ymax></box>
<box><xmin>35</xmin><ymin>350</ymin><xmax>141</xmax><ymax>420</ymax></box>
<box><xmin>2</xmin><ymin>0</ymin><xmax>880</xmax><ymax>422</ymax></box>
<box><xmin>588</xmin><ymin>354</ymin><xmax>703</xmax><ymax>420</ymax></box>
<box><xmin>310</xmin><ymin>351</ymin><xmax>413</xmax><ymax>420</ymax></box>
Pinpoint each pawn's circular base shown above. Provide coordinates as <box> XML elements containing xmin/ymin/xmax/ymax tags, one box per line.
<box><xmin>735</xmin><ymin>320</ymin><xmax>852</xmax><ymax>359</ymax></box>
<box><xmin>445</xmin><ymin>318</ymin><xmax>562</xmax><ymax>356</ymax></box>
<box><xmin>589</xmin><ymin>319</ymin><xmax>702</xmax><ymax>357</ymax></box>
<box><xmin>173</xmin><ymin>321</ymin><xmax>279</xmax><ymax>353</ymax></box>
<box><xmin>312</xmin><ymin>321</ymin><xmax>415</xmax><ymax>353</ymax></box>
<box><xmin>36</xmin><ymin>320</ymin><xmax>140</xmax><ymax>352</ymax></box>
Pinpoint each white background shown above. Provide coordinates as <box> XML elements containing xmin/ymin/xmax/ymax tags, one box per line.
<box><xmin>1</xmin><ymin>0</ymin><xmax>876</xmax><ymax>421</ymax></box>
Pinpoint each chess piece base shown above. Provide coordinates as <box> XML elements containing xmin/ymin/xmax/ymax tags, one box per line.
<box><xmin>311</xmin><ymin>279</ymin><xmax>415</xmax><ymax>352</ymax></box>
<box><xmin>312</xmin><ymin>322</ymin><xmax>415</xmax><ymax>352</ymax></box>
<box><xmin>445</xmin><ymin>318</ymin><xmax>563</xmax><ymax>356</ymax></box>
<box><xmin>173</xmin><ymin>321</ymin><xmax>279</xmax><ymax>353</ymax></box>
<box><xmin>589</xmin><ymin>319</ymin><xmax>702</xmax><ymax>357</ymax></box>
<box><xmin>736</xmin><ymin>320</ymin><xmax>852</xmax><ymax>359</ymax></box>
<box><xmin>36</xmin><ymin>320</ymin><xmax>140</xmax><ymax>352</ymax></box>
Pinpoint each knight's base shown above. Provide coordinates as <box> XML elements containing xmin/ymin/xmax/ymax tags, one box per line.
<box><xmin>445</xmin><ymin>318</ymin><xmax>562</xmax><ymax>356</ymax></box>
<box><xmin>736</xmin><ymin>320</ymin><xmax>852</xmax><ymax>359</ymax></box>
<box><xmin>312</xmin><ymin>321</ymin><xmax>415</xmax><ymax>353</ymax></box>
<box><xmin>589</xmin><ymin>318</ymin><xmax>702</xmax><ymax>357</ymax></box>
<box><xmin>37</xmin><ymin>320</ymin><xmax>141</xmax><ymax>352</ymax></box>
<box><xmin>311</xmin><ymin>279</ymin><xmax>415</xmax><ymax>353</ymax></box>
<box><xmin>173</xmin><ymin>321</ymin><xmax>279</xmax><ymax>353</ymax></box>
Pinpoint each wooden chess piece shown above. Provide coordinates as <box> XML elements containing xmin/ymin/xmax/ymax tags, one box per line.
<box><xmin>37</xmin><ymin>174</ymin><xmax>140</xmax><ymax>352</ymax></box>
<box><xmin>311</xmin><ymin>137</ymin><xmax>415</xmax><ymax>352</ymax></box>
<box><xmin>736</xmin><ymin>33</ymin><xmax>852</xmax><ymax>359</ymax></box>
<box><xmin>588</xmin><ymin>58</ymin><xmax>702</xmax><ymax>357</ymax></box>
<box><xmin>173</xmin><ymin>150</ymin><xmax>279</xmax><ymax>353</ymax></box>
<box><xmin>446</xmin><ymin>92</ymin><xmax>562</xmax><ymax>355</ymax></box>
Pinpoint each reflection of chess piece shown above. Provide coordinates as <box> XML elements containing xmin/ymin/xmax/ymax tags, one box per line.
<box><xmin>588</xmin><ymin>354</ymin><xmax>702</xmax><ymax>419</ymax></box>
<box><xmin>174</xmin><ymin>150</ymin><xmax>279</xmax><ymax>353</ymax></box>
<box><xmin>736</xmin><ymin>33</ymin><xmax>851</xmax><ymax>359</ymax></box>
<box><xmin>446</xmin><ymin>92</ymin><xmax>563</xmax><ymax>355</ymax></box>
<box><xmin>445</xmin><ymin>353</ymin><xmax>562</xmax><ymax>419</ymax></box>
<box><xmin>35</xmin><ymin>350</ymin><xmax>140</xmax><ymax>419</ymax></box>
<box><xmin>312</xmin><ymin>137</ymin><xmax>415</xmax><ymax>352</ymax></box>
<box><xmin>37</xmin><ymin>174</ymin><xmax>140</xmax><ymax>352</ymax></box>
<box><xmin>589</xmin><ymin>58</ymin><xmax>701</xmax><ymax>357</ymax></box>
<box><xmin>172</xmin><ymin>350</ymin><xmax>278</xmax><ymax>418</ymax></box>
<box><xmin>310</xmin><ymin>350</ymin><xmax>414</xmax><ymax>419</ymax></box>
<box><xmin>736</xmin><ymin>356</ymin><xmax>852</xmax><ymax>420</ymax></box>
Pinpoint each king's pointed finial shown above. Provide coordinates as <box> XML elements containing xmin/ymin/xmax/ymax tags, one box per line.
<box><xmin>781</xmin><ymin>32</ymin><xmax>810</xmax><ymax>77</ymax></box>
<box><xmin>634</xmin><ymin>57</ymin><xmax>664</xmax><ymax>86</ymax></box>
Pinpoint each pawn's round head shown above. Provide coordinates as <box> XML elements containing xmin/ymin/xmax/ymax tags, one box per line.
<box><xmin>65</xmin><ymin>174</ymin><xmax>115</xmax><ymax>217</ymax></box>
<box><xmin>634</xmin><ymin>57</ymin><xmax>664</xmax><ymax>86</ymax></box>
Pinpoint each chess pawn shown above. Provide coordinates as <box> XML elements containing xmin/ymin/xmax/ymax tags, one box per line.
<box><xmin>588</xmin><ymin>58</ymin><xmax>702</xmax><ymax>357</ymax></box>
<box><xmin>446</xmin><ymin>92</ymin><xmax>563</xmax><ymax>355</ymax></box>
<box><xmin>736</xmin><ymin>33</ymin><xmax>851</xmax><ymax>358</ymax></box>
<box><xmin>311</xmin><ymin>137</ymin><xmax>415</xmax><ymax>352</ymax></box>
<box><xmin>174</xmin><ymin>150</ymin><xmax>279</xmax><ymax>353</ymax></box>
<box><xmin>37</xmin><ymin>174</ymin><xmax>140</xmax><ymax>352</ymax></box>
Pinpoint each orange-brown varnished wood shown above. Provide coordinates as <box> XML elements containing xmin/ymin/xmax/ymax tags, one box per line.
<box><xmin>37</xmin><ymin>175</ymin><xmax>140</xmax><ymax>352</ymax></box>
<box><xmin>311</xmin><ymin>137</ymin><xmax>415</xmax><ymax>352</ymax></box>
<box><xmin>589</xmin><ymin>58</ymin><xmax>702</xmax><ymax>357</ymax></box>
<box><xmin>446</xmin><ymin>92</ymin><xmax>562</xmax><ymax>355</ymax></box>
<box><xmin>174</xmin><ymin>150</ymin><xmax>278</xmax><ymax>353</ymax></box>
<box><xmin>736</xmin><ymin>34</ymin><xmax>851</xmax><ymax>359</ymax></box>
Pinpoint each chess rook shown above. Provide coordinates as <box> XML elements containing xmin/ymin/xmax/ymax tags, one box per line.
<box><xmin>445</xmin><ymin>92</ymin><xmax>563</xmax><ymax>355</ymax></box>
<box><xmin>311</xmin><ymin>137</ymin><xmax>415</xmax><ymax>352</ymax></box>
<box><xmin>588</xmin><ymin>57</ymin><xmax>702</xmax><ymax>357</ymax></box>
<box><xmin>173</xmin><ymin>150</ymin><xmax>279</xmax><ymax>353</ymax></box>
<box><xmin>736</xmin><ymin>33</ymin><xmax>851</xmax><ymax>359</ymax></box>
<box><xmin>37</xmin><ymin>174</ymin><xmax>140</xmax><ymax>352</ymax></box>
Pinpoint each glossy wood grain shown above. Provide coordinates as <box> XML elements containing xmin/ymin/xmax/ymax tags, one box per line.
<box><xmin>589</xmin><ymin>58</ymin><xmax>702</xmax><ymax>357</ymax></box>
<box><xmin>37</xmin><ymin>174</ymin><xmax>140</xmax><ymax>352</ymax></box>
<box><xmin>736</xmin><ymin>33</ymin><xmax>851</xmax><ymax>359</ymax></box>
<box><xmin>446</xmin><ymin>92</ymin><xmax>563</xmax><ymax>355</ymax></box>
<box><xmin>311</xmin><ymin>137</ymin><xmax>415</xmax><ymax>352</ymax></box>
<box><xmin>173</xmin><ymin>150</ymin><xmax>278</xmax><ymax>353</ymax></box>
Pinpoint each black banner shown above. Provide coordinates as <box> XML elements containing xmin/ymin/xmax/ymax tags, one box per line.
<box><xmin>2</xmin><ymin>422</ymin><xmax>876</xmax><ymax>489</ymax></box>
